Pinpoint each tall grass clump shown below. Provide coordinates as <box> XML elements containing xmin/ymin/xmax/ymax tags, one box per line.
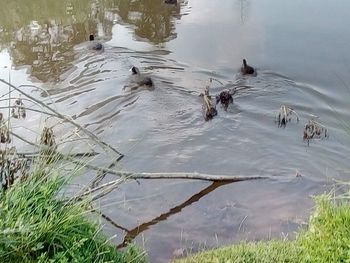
<box><xmin>0</xmin><ymin>156</ymin><xmax>145</xmax><ymax>263</ymax></box>
<box><xmin>174</xmin><ymin>191</ymin><xmax>350</xmax><ymax>263</ymax></box>
<box><xmin>298</xmin><ymin>195</ymin><xmax>350</xmax><ymax>262</ymax></box>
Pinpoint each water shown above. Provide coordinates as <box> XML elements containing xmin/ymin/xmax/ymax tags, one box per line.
<box><xmin>1</xmin><ymin>0</ymin><xmax>350</xmax><ymax>262</ymax></box>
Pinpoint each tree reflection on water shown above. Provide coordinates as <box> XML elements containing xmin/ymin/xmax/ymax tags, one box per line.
<box><xmin>114</xmin><ymin>0</ymin><xmax>185</xmax><ymax>44</ymax></box>
<box><xmin>0</xmin><ymin>0</ymin><xmax>187</xmax><ymax>82</ymax></box>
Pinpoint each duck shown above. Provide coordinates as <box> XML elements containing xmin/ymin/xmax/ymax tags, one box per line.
<box><xmin>164</xmin><ymin>0</ymin><xmax>177</xmax><ymax>4</ymax></box>
<box><xmin>216</xmin><ymin>90</ymin><xmax>233</xmax><ymax>111</ymax></box>
<box><xmin>130</xmin><ymin>66</ymin><xmax>153</xmax><ymax>87</ymax></box>
<box><xmin>240</xmin><ymin>59</ymin><xmax>255</xmax><ymax>75</ymax></box>
<box><xmin>89</xmin><ymin>34</ymin><xmax>103</xmax><ymax>51</ymax></box>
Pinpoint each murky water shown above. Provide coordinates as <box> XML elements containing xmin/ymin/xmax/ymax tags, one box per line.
<box><xmin>1</xmin><ymin>0</ymin><xmax>350</xmax><ymax>262</ymax></box>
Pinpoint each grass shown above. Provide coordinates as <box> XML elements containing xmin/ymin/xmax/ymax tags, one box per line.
<box><xmin>2</xmin><ymin>159</ymin><xmax>349</xmax><ymax>263</ymax></box>
<box><xmin>0</xmin><ymin>158</ymin><xmax>146</xmax><ymax>263</ymax></box>
<box><xmin>174</xmin><ymin>194</ymin><xmax>350</xmax><ymax>263</ymax></box>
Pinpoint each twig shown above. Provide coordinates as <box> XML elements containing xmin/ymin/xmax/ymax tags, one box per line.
<box><xmin>75</xmin><ymin>156</ymin><xmax>123</xmax><ymax>199</ymax></box>
<box><xmin>210</xmin><ymin>77</ymin><xmax>224</xmax><ymax>85</ymax></box>
<box><xmin>10</xmin><ymin>131</ymin><xmax>38</xmax><ymax>147</ymax></box>
<box><xmin>10</xmin><ymin>131</ymin><xmax>98</xmax><ymax>161</ymax></box>
<box><xmin>89</xmin><ymin>177</ymin><xmax>128</xmax><ymax>202</ymax></box>
<box><xmin>0</xmin><ymin>106</ymin><xmax>58</xmax><ymax>118</ymax></box>
<box><xmin>63</xmin><ymin>155</ymin><xmax>123</xmax><ymax>175</ymax></box>
<box><xmin>229</xmin><ymin>85</ymin><xmax>254</xmax><ymax>95</ymax></box>
<box><xmin>91</xmin><ymin>157</ymin><xmax>121</xmax><ymax>188</ymax></box>
<box><xmin>65</xmin><ymin>176</ymin><xmax>129</xmax><ymax>205</ymax></box>
<box><xmin>17</xmin><ymin>151</ymin><xmax>99</xmax><ymax>159</ymax></box>
<box><xmin>77</xmin><ymin>176</ymin><xmax>128</xmax><ymax>200</ymax></box>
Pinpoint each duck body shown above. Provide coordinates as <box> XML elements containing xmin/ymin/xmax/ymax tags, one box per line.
<box><xmin>92</xmin><ymin>42</ymin><xmax>103</xmax><ymax>51</ymax></box>
<box><xmin>164</xmin><ymin>0</ymin><xmax>177</xmax><ymax>4</ymax></box>
<box><xmin>131</xmin><ymin>66</ymin><xmax>153</xmax><ymax>87</ymax></box>
<box><xmin>216</xmin><ymin>91</ymin><xmax>233</xmax><ymax>110</ymax></box>
<box><xmin>240</xmin><ymin>59</ymin><xmax>255</xmax><ymax>75</ymax></box>
<box><xmin>89</xmin><ymin>34</ymin><xmax>103</xmax><ymax>51</ymax></box>
<box><xmin>137</xmin><ymin>77</ymin><xmax>153</xmax><ymax>87</ymax></box>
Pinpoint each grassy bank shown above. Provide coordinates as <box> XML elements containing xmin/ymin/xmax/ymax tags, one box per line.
<box><xmin>0</xmin><ymin>160</ymin><xmax>145</xmax><ymax>263</ymax></box>
<box><xmin>174</xmin><ymin>193</ymin><xmax>350</xmax><ymax>263</ymax></box>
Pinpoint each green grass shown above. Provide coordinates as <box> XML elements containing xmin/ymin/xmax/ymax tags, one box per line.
<box><xmin>1</xmin><ymin>159</ymin><xmax>349</xmax><ymax>263</ymax></box>
<box><xmin>0</xmin><ymin>160</ymin><xmax>145</xmax><ymax>263</ymax></box>
<box><xmin>174</xmin><ymin>194</ymin><xmax>350</xmax><ymax>263</ymax></box>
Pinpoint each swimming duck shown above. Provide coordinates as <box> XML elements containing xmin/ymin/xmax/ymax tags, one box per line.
<box><xmin>164</xmin><ymin>0</ymin><xmax>177</xmax><ymax>4</ymax></box>
<box><xmin>131</xmin><ymin>66</ymin><xmax>153</xmax><ymax>87</ymax></box>
<box><xmin>216</xmin><ymin>90</ymin><xmax>233</xmax><ymax>111</ymax></box>
<box><xmin>240</xmin><ymin>59</ymin><xmax>255</xmax><ymax>75</ymax></box>
<box><xmin>89</xmin><ymin>34</ymin><xmax>103</xmax><ymax>51</ymax></box>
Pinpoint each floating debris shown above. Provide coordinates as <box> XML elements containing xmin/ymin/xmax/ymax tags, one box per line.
<box><xmin>40</xmin><ymin>126</ymin><xmax>57</xmax><ymax>162</ymax></box>
<box><xmin>11</xmin><ymin>97</ymin><xmax>26</xmax><ymax>119</ymax></box>
<box><xmin>216</xmin><ymin>90</ymin><xmax>233</xmax><ymax>111</ymax></box>
<box><xmin>0</xmin><ymin>113</ymin><xmax>11</xmax><ymax>143</ymax></box>
<box><xmin>0</xmin><ymin>147</ymin><xmax>27</xmax><ymax>190</ymax></box>
<box><xmin>276</xmin><ymin>105</ymin><xmax>299</xmax><ymax>128</ymax></box>
<box><xmin>303</xmin><ymin>119</ymin><xmax>328</xmax><ymax>146</ymax></box>
<box><xmin>295</xmin><ymin>170</ymin><xmax>302</xmax><ymax>178</ymax></box>
<box><xmin>201</xmin><ymin>87</ymin><xmax>217</xmax><ymax>121</ymax></box>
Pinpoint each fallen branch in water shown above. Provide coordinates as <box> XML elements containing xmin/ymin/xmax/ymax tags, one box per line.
<box><xmin>91</xmin><ymin>156</ymin><xmax>122</xmax><ymax>188</ymax></box>
<box><xmin>74</xmin><ymin>156</ymin><xmax>124</xmax><ymax>200</ymax></box>
<box><xmin>98</xmin><ymin>172</ymin><xmax>267</xmax><ymax>181</ymax></box>
<box><xmin>67</xmin><ymin>172</ymin><xmax>268</xmax><ymax>204</ymax></box>
<box><xmin>209</xmin><ymin>77</ymin><xmax>224</xmax><ymax>85</ymax></box>
<box><xmin>62</xmin><ymin>155</ymin><xmax>268</xmax><ymax>181</ymax></box>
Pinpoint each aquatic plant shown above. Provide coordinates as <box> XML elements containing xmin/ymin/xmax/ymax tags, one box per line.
<box><xmin>201</xmin><ymin>86</ymin><xmax>217</xmax><ymax>121</ymax></box>
<box><xmin>276</xmin><ymin>105</ymin><xmax>300</xmax><ymax>128</ymax></box>
<box><xmin>11</xmin><ymin>97</ymin><xmax>26</xmax><ymax>119</ymax></box>
<box><xmin>303</xmin><ymin>119</ymin><xmax>328</xmax><ymax>146</ymax></box>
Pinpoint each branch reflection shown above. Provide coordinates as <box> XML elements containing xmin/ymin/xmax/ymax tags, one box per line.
<box><xmin>100</xmin><ymin>181</ymin><xmax>233</xmax><ymax>248</ymax></box>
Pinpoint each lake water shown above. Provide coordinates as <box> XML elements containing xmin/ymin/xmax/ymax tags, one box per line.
<box><xmin>1</xmin><ymin>0</ymin><xmax>350</xmax><ymax>262</ymax></box>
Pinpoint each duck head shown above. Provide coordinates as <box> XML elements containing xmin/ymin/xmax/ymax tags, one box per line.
<box><xmin>240</xmin><ymin>58</ymin><xmax>255</xmax><ymax>75</ymax></box>
<box><xmin>130</xmin><ymin>66</ymin><xmax>140</xmax><ymax>75</ymax></box>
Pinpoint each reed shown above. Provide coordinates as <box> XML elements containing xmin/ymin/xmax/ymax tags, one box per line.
<box><xmin>0</xmin><ymin>155</ymin><xmax>146</xmax><ymax>262</ymax></box>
